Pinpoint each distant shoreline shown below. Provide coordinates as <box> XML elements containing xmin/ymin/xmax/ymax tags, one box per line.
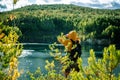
<box><xmin>21</xmin><ymin>43</ymin><xmax>63</xmax><ymax>46</ymax></box>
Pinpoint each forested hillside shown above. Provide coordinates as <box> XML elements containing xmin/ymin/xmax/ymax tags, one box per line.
<box><xmin>0</xmin><ymin>4</ymin><xmax>120</xmax><ymax>45</ymax></box>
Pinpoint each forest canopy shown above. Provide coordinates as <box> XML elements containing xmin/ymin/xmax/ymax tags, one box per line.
<box><xmin>0</xmin><ymin>4</ymin><xmax>120</xmax><ymax>45</ymax></box>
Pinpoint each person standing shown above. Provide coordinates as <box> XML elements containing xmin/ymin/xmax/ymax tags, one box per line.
<box><xmin>57</xmin><ymin>30</ymin><xmax>82</xmax><ymax>77</ymax></box>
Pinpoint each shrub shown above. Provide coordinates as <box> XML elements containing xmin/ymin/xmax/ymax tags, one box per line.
<box><xmin>28</xmin><ymin>43</ymin><xmax>120</xmax><ymax>80</ymax></box>
<box><xmin>0</xmin><ymin>23</ymin><xmax>22</xmax><ymax>80</ymax></box>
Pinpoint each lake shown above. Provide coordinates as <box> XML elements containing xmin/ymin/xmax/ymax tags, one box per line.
<box><xmin>18</xmin><ymin>43</ymin><xmax>119</xmax><ymax>79</ymax></box>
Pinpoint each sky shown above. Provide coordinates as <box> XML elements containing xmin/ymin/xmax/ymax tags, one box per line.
<box><xmin>0</xmin><ymin>0</ymin><xmax>120</xmax><ymax>12</ymax></box>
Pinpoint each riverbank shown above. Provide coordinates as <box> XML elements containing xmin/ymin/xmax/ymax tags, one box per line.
<box><xmin>83</xmin><ymin>38</ymin><xmax>110</xmax><ymax>45</ymax></box>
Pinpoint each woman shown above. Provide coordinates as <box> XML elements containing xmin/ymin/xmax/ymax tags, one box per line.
<box><xmin>57</xmin><ymin>30</ymin><xmax>82</xmax><ymax>77</ymax></box>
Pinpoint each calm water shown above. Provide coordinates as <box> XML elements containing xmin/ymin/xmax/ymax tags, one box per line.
<box><xmin>18</xmin><ymin>43</ymin><xmax>119</xmax><ymax>79</ymax></box>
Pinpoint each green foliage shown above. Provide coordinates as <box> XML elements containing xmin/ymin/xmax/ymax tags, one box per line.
<box><xmin>82</xmin><ymin>16</ymin><xmax>120</xmax><ymax>39</ymax></box>
<box><xmin>28</xmin><ymin>44</ymin><xmax>120</xmax><ymax>80</ymax></box>
<box><xmin>0</xmin><ymin>23</ymin><xmax>22</xmax><ymax>79</ymax></box>
<box><xmin>102</xmin><ymin>25</ymin><xmax>120</xmax><ymax>44</ymax></box>
<box><xmin>28</xmin><ymin>62</ymin><xmax>65</xmax><ymax>80</ymax></box>
<box><xmin>1</xmin><ymin>4</ymin><xmax>120</xmax><ymax>44</ymax></box>
<box><xmin>84</xmin><ymin>45</ymin><xmax>120</xmax><ymax>80</ymax></box>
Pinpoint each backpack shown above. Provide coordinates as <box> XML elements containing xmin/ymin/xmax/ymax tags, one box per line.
<box><xmin>68</xmin><ymin>40</ymin><xmax>82</xmax><ymax>62</ymax></box>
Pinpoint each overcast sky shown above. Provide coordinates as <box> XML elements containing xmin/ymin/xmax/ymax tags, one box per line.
<box><xmin>0</xmin><ymin>0</ymin><xmax>120</xmax><ymax>12</ymax></box>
